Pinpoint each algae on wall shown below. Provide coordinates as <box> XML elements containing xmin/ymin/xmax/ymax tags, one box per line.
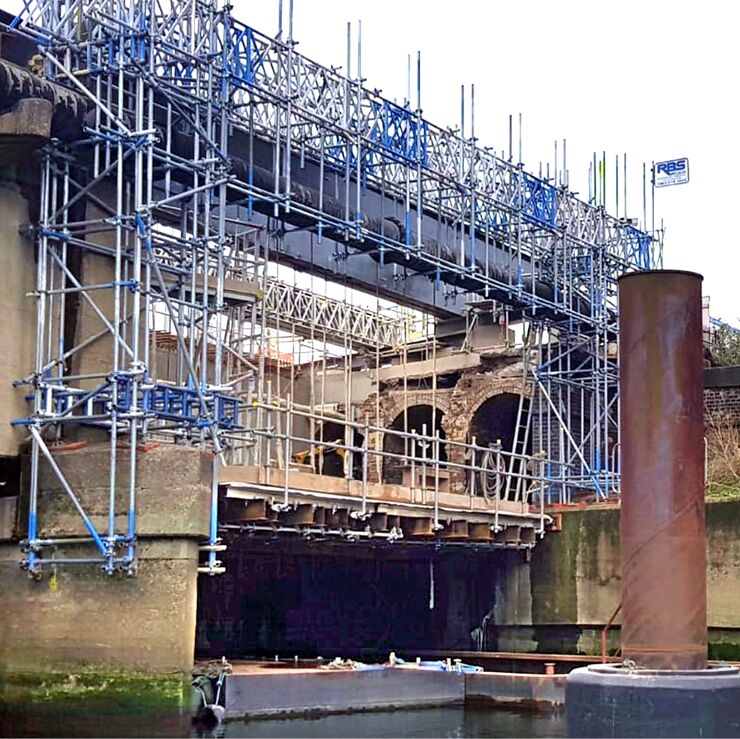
<box><xmin>495</xmin><ymin>501</ymin><xmax>740</xmax><ymax>657</ymax></box>
<box><xmin>706</xmin><ymin>501</ymin><xmax>740</xmax><ymax>659</ymax></box>
<box><xmin>525</xmin><ymin>507</ymin><xmax>620</xmax><ymax>654</ymax></box>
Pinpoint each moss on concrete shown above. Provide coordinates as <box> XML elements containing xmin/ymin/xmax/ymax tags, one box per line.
<box><xmin>497</xmin><ymin>500</ymin><xmax>740</xmax><ymax>659</ymax></box>
<box><xmin>530</xmin><ymin>512</ymin><xmax>579</xmax><ymax>625</ymax></box>
<box><xmin>0</xmin><ymin>669</ymin><xmax>193</xmax><ymax>711</ymax></box>
<box><xmin>707</xmin><ymin>497</ymin><xmax>740</xmax><ymax>527</ymax></box>
<box><xmin>709</xmin><ymin>642</ymin><xmax>740</xmax><ymax>661</ymax></box>
<box><xmin>576</xmin><ymin>508</ymin><xmax>619</xmax><ymax>586</ymax></box>
<box><xmin>708</xmin><ymin>627</ymin><xmax>740</xmax><ymax>662</ymax></box>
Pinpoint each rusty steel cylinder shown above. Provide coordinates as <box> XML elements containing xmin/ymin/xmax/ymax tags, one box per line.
<box><xmin>618</xmin><ymin>270</ymin><xmax>706</xmax><ymax>670</ymax></box>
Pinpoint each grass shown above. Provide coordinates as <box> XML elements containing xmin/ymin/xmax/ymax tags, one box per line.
<box><xmin>706</xmin><ymin>481</ymin><xmax>740</xmax><ymax>502</ymax></box>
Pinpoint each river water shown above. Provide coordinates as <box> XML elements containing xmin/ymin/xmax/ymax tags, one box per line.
<box><xmin>2</xmin><ymin>704</ymin><xmax>565</xmax><ymax>738</ymax></box>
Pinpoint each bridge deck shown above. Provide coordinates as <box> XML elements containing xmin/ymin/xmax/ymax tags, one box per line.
<box><xmin>220</xmin><ymin>464</ymin><xmax>547</xmax><ymax>547</ymax></box>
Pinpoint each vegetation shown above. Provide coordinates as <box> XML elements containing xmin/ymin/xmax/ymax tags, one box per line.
<box><xmin>0</xmin><ymin>669</ymin><xmax>192</xmax><ymax>708</ymax></box>
<box><xmin>710</xmin><ymin>323</ymin><xmax>740</xmax><ymax>367</ymax></box>
<box><xmin>706</xmin><ymin>417</ymin><xmax>740</xmax><ymax>500</ymax></box>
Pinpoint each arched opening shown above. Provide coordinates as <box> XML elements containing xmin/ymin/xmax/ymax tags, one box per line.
<box><xmin>467</xmin><ymin>393</ymin><xmax>527</xmax><ymax>453</ymax></box>
<box><xmin>310</xmin><ymin>421</ymin><xmax>364</xmax><ymax>479</ymax></box>
<box><xmin>467</xmin><ymin>393</ymin><xmax>530</xmax><ymax>497</ymax></box>
<box><xmin>382</xmin><ymin>405</ymin><xmax>447</xmax><ymax>485</ymax></box>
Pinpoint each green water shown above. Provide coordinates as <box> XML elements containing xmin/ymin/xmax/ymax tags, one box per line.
<box><xmin>1</xmin><ymin>704</ymin><xmax>565</xmax><ymax>738</ymax></box>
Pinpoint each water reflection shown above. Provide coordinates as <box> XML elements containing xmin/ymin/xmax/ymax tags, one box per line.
<box><xmin>3</xmin><ymin>703</ymin><xmax>565</xmax><ymax>738</ymax></box>
<box><xmin>194</xmin><ymin>706</ymin><xmax>565</xmax><ymax>739</ymax></box>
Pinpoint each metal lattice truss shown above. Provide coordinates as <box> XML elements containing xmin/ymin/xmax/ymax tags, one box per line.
<box><xmin>260</xmin><ymin>279</ymin><xmax>407</xmax><ymax>351</ymax></box>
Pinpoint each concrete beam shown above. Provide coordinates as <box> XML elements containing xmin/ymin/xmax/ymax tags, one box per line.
<box><xmin>377</xmin><ymin>352</ymin><xmax>481</xmax><ymax>382</ymax></box>
<box><xmin>29</xmin><ymin>443</ymin><xmax>212</xmax><ymax>540</ymax></box>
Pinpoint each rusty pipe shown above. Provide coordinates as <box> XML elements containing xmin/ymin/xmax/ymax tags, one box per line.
<box><xmin>601</xmin><ymin>601</ymin><xmax>622</xmax><ymax>664</ymax></box>
<box><xmin>618</xmin><ymin>270</ymin><xmax>706</xmax><ymax>670</ymax></box>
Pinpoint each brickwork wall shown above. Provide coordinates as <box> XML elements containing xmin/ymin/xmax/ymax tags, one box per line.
<box><xmin>530</xmin><ymin>389</ymin><xmax>597</xmax><ymax>469</ymax></box>
<box><xmin>705</xmin><ymin>386</ymin><xmax>740</xmax><ymax>426</ymax></box>
<box><xmin>356</xmin><ymin>366</ymin><xmax>740</xmax><ymax>493</ymax></box>
<box><xmin>357</xmin><ymin>361</ymin><xmax>528</xmax><ymax>491</ymax></box>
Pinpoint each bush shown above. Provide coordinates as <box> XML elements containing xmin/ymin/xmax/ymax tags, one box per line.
<box><xmin>706</xmin><ymin>416</ymin><xmax>740</xmax><ymax>499</ymax></box>
<box><xmin>711</xmin><ymin>324</ymin><xmax>740</xmax><ymax>367</ymax></box>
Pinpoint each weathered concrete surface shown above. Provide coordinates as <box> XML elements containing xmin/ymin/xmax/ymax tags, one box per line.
<box><xmin>0</xmin><ymin>183</ymin><xmax>37</xmax><ymax>457</ymax></box>
<box><xmin>225</xmin><ymin>667</ymin><xmax>465</xmax><ymax>719</ymax></box>
<box><xmin>0</xmin><ymin>98</ymin><xmax>52</xmax><ymax>146</ymax></box>
<box><xmin>22</xmin><ymin>443</ymin><xmax>212</xmax><ymax>540</ymax></box>
<box><xmin>492</xmin><ymin>501</ymin><xmax>740</xmax><ymax>659</ymax></box>
<box><xmin>1</xmin><ymin>444</ymin><xmax>211</xmax><ymax>675</ymax></box>
<box><xmin>706</xmin><ymin>501</ymin><xmax>740</xmax><ymax>658</ymax></box>
<box><xmin>0</xmin><ymin>538</ymin><xmax>199</xmax><ymax>673</ymax></box>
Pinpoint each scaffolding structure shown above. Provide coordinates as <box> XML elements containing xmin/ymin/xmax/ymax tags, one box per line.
<box><xmin>7</xmin><ymin>0</ymin><xmax>658</xmax><ymax>575</ymax></box>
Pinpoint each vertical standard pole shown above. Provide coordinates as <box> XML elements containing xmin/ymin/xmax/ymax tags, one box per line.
<box><xmin>642</xmin><ymin>162</ymin><xmax>647</xmax><ymax>232</ymax></box>
<box><xmin>618</xmin><ymin>270</ymin><xmax>706</xmax><ymax>670</ymax></box>
<box><xmin>361</xmin><ymin>418</ymin><xmax>369</xmax><ymax>514</ymax></box>
<box><xmin>623</xmin><ymin>152</ymin><xmax>627</xmax><ymax>219</ymax></box>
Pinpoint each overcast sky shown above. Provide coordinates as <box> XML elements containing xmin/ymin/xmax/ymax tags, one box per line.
<box><xmin>7</xmin><ymin>0</ymin><xmax>738</xmax><ymax>322</ymax></box>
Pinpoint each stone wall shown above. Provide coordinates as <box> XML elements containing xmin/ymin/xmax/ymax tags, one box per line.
<box><xmin>491</xmin><ymin>501</ymin><xmax>740</xmax><ymax>659</ymax></box>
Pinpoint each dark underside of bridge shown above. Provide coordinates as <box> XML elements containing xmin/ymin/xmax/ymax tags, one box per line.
<box><xmin>196</xmin><ymin>539</ymin><xmax>514</xmax><ymax>660</ymax></box>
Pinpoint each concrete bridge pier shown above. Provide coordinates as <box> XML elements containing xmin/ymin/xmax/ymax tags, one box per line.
<box><xmin>0</xmin><ymin>444</ymin><xmax>210</xmax><ymax>687</ymax></box>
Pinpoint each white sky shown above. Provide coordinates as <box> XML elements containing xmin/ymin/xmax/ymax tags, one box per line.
<box><xmin>7</xmin><ymin>0</ymin><xmax>737</xmax><ymax>323</ymax></box>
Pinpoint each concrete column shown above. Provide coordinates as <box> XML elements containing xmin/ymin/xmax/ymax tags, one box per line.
<box><xmin>0</xmin><ymin>182</ymin><xmax>37</xmax><ymax>456</ymax></box>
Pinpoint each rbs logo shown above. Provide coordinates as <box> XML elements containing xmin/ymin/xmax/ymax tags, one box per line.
<box><xmin>657</xmin><ymin>160</ymin><xmax>686</xmax><ymax>176</ymax></box>
<box><xmin>654</xmin><ymin>158</ymin><xmax>689</xmax><ymax>188</ymax></box>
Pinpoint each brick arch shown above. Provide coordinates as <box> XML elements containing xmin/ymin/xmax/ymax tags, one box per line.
<box><xmin>444</xmin><ymin>374</ymin><xmax>529</xmax><ymax>493</ymax></box>
<box><xmin>359</xmin><ymin>389</ymin><xmax>453</xmax><ymax>483</ymax></box>
<box><xmin>462</xmin><ymin>378</ymin><xmax>530</xmax><ymax>436</ymax></box>
<box><xmin>446</xmin><ymin>375</ymin><xmax>529</xmax><ymax>447</ymax></box>
<box><xmin>377</xmin><ymin>390</ymin><xmax>453</xmax><ymax>429</ymax></box>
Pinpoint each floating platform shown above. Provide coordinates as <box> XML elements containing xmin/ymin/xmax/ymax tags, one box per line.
<box><xmin>223</xmin><ymin>661</ymin><xmax>566</xmax><ymax>719</ymax></box>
